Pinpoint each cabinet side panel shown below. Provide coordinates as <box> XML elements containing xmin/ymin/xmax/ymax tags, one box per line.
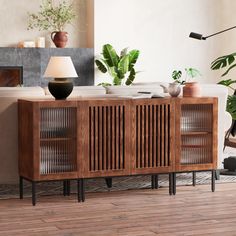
<box><xmin>18</xmin><ymin>100</ymin><xmax>34</xmax><ymax>180</ymax></box>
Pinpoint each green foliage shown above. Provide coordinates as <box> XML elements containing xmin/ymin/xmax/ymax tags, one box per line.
<box><xmin>211</xmin><ymin>53</ymin><xmax>236</xmax><ymax>77</ymax></box>
<box><xmin>185</xmin><ymin>68</ymin><xmax>202</xmax><ymax>79</ymax></box>
<box><xmin>217</xmin><ymin>79</ymin><xmax>236</xmax><ymax>90</ymax></box>
<box><xmin>27</xmin><ymin>0</ymin><xmax>76</xmax><ymax>32</ymax></box>
<box><xmin>227</xmin><ymin>95</ymin><xmax>236</xmax><ymax>120</ymax></box>
<box><xmin>95</xmin><ymin>44</ymin><xmax>140</xmax><ymax>86</ymax></box>
<box><xmin>211</xmin><ymin>53</ymin><xmax>236</xmax><ymax>120</ymax></box>
<box><xmin>172</xmin><ymin>70</ymin><xmax>183</xmax><ymax>84</ymax></box>
<box><xmin>172</xmin><ymin>68</ymin><xmax>201</xmax><ymax>84</ymax></box>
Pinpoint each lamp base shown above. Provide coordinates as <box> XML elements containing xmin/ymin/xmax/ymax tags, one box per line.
<box><xmin>48</xmin><ymin>78</ymin><xmax>73</xmax><ymax>100</ymax></box>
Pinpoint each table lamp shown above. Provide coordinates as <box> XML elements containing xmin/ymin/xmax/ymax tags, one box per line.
<box><xmin>44</xmin><ymin>56</ymin><xmax>78</xmax><ymax>100</ymax></box>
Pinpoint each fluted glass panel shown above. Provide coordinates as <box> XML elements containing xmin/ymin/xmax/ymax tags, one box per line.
<box><xmin>40</xmin><ymin>107</ymin><xmax>77</xmax><ymax>174</ymax></box>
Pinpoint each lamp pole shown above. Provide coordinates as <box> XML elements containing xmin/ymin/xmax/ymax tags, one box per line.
<box><xmin>189</xmin><ymin>26</ymin><xmax>236</xmax><ymax>40</ymax></box>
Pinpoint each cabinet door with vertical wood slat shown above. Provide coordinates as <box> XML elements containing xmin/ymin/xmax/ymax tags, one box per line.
<box><xmin>82</xmin><ymin>100</ymin><xmax>131</xmax><ymax>177</ymax></box>
<box><xmin>131</xmin><ymin>99</ymin><xmax>175</xmax><ymax>174</ymax></box>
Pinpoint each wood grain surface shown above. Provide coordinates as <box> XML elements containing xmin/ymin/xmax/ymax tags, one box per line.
<box><xmin>0</xmin><ymin>183</ymin><xmax>236</xmax><ymax>235</ymax></box>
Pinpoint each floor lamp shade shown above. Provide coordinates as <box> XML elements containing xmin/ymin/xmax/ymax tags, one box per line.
<box><xmin>44</xmin><ymin>57</ymin><xmax>78</xmax><ymax>100</ymax></box>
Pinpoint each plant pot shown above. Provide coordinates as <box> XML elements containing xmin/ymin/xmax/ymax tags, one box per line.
<box><xmin>51</xmin><ymin>31</ymin><xmax>68</xmax><ymax>48</ymax></box>
<box><xmin>183</xmin><ymin>82</ymin><xmax>201</xmax><ymax>97</ymax></box>
<box><xmin>168</xmin><ymin>82</ymin><xmax>181</xmax><ymax>97</ymax></box>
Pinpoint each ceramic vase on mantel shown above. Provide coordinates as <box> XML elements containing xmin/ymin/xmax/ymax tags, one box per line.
<box><xmin>51</xmin><ymin>31</ymin><xmax>68</xmax><ymax>48</ymax></box>
<box><xmin>183</xmin><ymin>82</ymin><xmax>201</xmax><ymax>97</ymax></box>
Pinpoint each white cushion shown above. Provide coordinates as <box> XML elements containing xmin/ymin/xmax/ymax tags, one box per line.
<box><xmin>0</xmin><ymin>86</ymin><xmax>45</xmax><ymax>97</ymax></box>
<box><xmin>44</xmin><ymin>86</ymin><xmax>106</xmax><ymax>98</ymax></box>
<box><xmin>106</xmin><ymin>84</ymin><xmax>164</xmax><ymax>95</ymax></box>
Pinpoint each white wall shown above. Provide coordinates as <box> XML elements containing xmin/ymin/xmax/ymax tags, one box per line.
<box><xmin>94</xmin><ymin>0</ymin><xmax>235</xmax><ymax>85</ymax></box>
<box><xmin>0</xmin><ymin>0</ymin><xmax>92</xmax><ymax>48</ymax></box>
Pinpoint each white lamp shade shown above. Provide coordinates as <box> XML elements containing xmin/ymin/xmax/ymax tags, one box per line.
<box><xmin>44</xmin><ymin>56</ymin><xmax>78</xmax><ymax>78</ymax></box>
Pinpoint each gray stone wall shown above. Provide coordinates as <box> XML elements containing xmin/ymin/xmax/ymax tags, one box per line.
<box><xmin>0</xmin><ymin>48</ymin><xmax>94</xmax><ymax>87</ymax></box>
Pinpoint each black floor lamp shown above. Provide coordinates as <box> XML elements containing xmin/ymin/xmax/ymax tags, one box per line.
<box><xmin>189</xmin><ymin>25</ymin><xmax>236</xmax><ymax>40</ymax></box>
<box><xmin>189</xmin><ymin>25</ymin><xmax>236</xmax><ymax>175</ymax></box>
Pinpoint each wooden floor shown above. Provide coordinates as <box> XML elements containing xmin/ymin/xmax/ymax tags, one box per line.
<box><xmin>1</xmin><ymin>183</ymin><xmax>236</xmax><ymax>236</ymax></box>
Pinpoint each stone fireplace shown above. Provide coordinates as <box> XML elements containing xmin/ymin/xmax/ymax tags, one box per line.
<box><xmin>0</xmin><ymin>66</ymin><xmax>23</xmax><ymax>86</ymax></box>
<box><xmin>0</xmin><ymin>48</ymin><xmax>94</xmax><ymax>87</ymax></box>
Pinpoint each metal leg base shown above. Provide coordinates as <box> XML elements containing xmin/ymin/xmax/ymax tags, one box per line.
<box><xmin>78</xmin><ymin>179</ymin><xmax>85</xmax><ymax>202</ymax></box>
<box><xmin>151</xmin><ymin>175</ymin><xmax>159</xmax><ymax>189</ymax></box>
<box><xmin>105</xmin><ymin>178</ymin><xmax>112</xmax><ymax>189</ymax></box>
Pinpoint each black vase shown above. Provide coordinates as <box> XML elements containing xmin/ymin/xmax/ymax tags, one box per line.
<box><xmin>48</xmin><ymin>78</ymin><xmax>73</xmax><ymax>100</ymax></box>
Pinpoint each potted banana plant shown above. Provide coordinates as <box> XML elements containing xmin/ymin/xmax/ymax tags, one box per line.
<box><xmin>95</xmin><ymin>44</ymin><xmax>140</xmax><ymax>94</ymax></box>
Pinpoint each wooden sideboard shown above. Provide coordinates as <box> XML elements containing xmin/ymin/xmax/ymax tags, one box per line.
<box><xmin>18</xmin><ymin>97</ymin><xmax>218</xmax><ymax>205</ymax></box>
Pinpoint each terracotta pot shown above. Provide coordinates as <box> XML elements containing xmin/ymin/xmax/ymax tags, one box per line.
<box><xmin>51</xmin><ymin>31</ymin><xmax>68</xmax><ymax>48</ymax></box>
<box><xmin>183</xmin><ymin>82</ymin><xmax>201</xmax><ymax>97</ymax></box>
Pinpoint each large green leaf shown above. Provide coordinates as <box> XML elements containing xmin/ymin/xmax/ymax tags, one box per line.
<box><xmin>95</xmin><ymin>59</ymin><xmax>107</xmax><ymax>73</ymax></box>
<box><xmin>172</xmin><ymin>70</ymin><xmax>182</xmax><ymax>80</ymax></box>
<box><xmin>217</xmin><ymin>79</ymin><xmax>236</xmax><ymax>90</ymax></box>
<box><xmin>128</xmin><ymin>50</ymin><xmax>140</xmax><ymax>70</ymax></box>
<box><xmin>102</xmin><ymin>44</ymin><xmax>119</xmax><ymax>67</ymax></box>
<box><xmin>125</xmin><ymin>68</ymin><xmax>136</xmax><ymax>85</ymax></box>
<box><xmin>109</xmin><ymin>67</ymin><xmax>119</xmax><ymax>81</ymax></box>
<box><xmin>211</xmin><ymin>54</ymin><xmax>234</xmax><ymax>70</ymax></box>
<box><xmin>227</xmin><ymin>95</ymin><xmax>236</xmax><ymax>120</ymax></box>
<box><xmin>118</xmin><ymin>55</ymin><xmax>129</xmax><ymax>78</ymax></box>
<box><xmin>113</xmin><ymin>76</ymin><xmax>122</xmax><ymax>85</ymax></box>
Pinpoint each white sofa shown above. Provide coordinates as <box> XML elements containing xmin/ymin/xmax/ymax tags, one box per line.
<box><xmin>0</xmin><ymin>84</ymin><xmax>230</xmax><ymax>184</ymax></box>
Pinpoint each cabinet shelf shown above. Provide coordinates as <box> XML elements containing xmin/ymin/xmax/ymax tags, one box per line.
<box><xmin>181</xmin><ymin>144</ymin><xmax>209</xmax><ymax>148</ymax></box>
<box><xmin>40</xmin><ymin>137</ymin><xmax>76</xmax><ymax>142</ymax></box>
<box><xmin>181</xmin><ymin>131</ymin><xmax>211</xmax><ymax>136</ymax></box>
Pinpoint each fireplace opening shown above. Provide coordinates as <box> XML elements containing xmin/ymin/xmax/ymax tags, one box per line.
<box><xmin>0</xmin><ymin>66</ymin><xmax>23</xmax><ymax>87</ymax></box>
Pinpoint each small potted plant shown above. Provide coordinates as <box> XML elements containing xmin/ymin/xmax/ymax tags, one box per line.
<box><xmin>172</xmin><ymin>68</ymin><xmax>202</xmax><ymax>97</ymax></box>
<box><xmin>95</xmin><ymin>44</ymin><xmax>140</xmax><ymax>87</ymax></box>
<box><xmin>27</xmin><ymin>0</ymin><xmax>76</xmax><ymax>48</ymax></box>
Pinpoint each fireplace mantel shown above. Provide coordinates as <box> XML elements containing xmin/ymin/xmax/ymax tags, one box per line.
<box><xmin>0</xmin><ymin>48</ymin><xmax>94</xmax><ymax>87</ymax></box>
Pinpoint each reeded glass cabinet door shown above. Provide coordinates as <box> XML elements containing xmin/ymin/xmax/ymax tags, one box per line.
<box><xmin>181</xmin><ymin>104</ymin><xmax>213</xmax><ymax>165</ymax></box>
<box><xmin>175</xmin><ymin>97</ymin><xmax>218</xmax><ymax>172</ymax></box>
<box><xmin>39</xmin><ymin>107</ymin><xmax>77</xmax><ymax>175</ymax></box>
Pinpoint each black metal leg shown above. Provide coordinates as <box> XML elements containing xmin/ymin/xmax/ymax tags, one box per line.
<box><xmin>192</xmin><ymin>171</ymin><xmax>196</xmax><ymax>186</ymax></box>
<box><xmin>155</xmin><ymin>175</ymin><xmax>159</xmax><ymax>189</ymax></box>
<box><xmin>151</xmin><ymin>175</ymin><xmax>159</xmax><ymax>189</ymax></box>
<box><xmin>78</xmin><ymin>179</ymin><xmax>85</xmax><ymax>202</ymax></box>
<box><xmin>63</xmin><ymin>180</ymin><xmax>67</xmax><ymax>196</ymax></box>
<box><xmin>81</xmin><ymin>179</ymin><xmax>85</xmax><ymax>202</ymax></box>
<box><xmin>211</xmin><ymin>170</ymin><xmax>216</xmax><ymax>192</ymax></box>
<box><xmin>67</xmin><ymin>180</ymin><xmax>71</xmax><ymax>196</ymax></box>
<box><xmin>169</xmin><ymin>173</ymin><xmax>173</xmax><ymax>195</ymax></box>
<box><xmin>151</xmin><ymin>175</ymin><xmax>155</xmax><ymax>189</ymax></box>
<box><xmin>172</xmin><ymin>173</ymin><xmax>176</xmax><ymax>195</ymax></box>
<box><xmin>105</xmin><ymin>178</ymin><xmax>112</xmax><ymax>188</ymax></box>
<box><xmin>19</xmin><ymin>176</ymin><xmax>23</xmax><ymax>199</ymax></box>
<box><xmin>77</xmin><ymin>179</ymin><xmax>81</xmax><ymax>202</ymax></box>
<box><xmin>32</xmin><ymin>181</ymin><xmax>36</xmax><ymax>206</ymax></box>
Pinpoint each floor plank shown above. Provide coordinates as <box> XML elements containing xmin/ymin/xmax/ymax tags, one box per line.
<box><xmin>1</xmin><ymin>183</ymin><xmax>236</xmax><ymax>235</ymax></box>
